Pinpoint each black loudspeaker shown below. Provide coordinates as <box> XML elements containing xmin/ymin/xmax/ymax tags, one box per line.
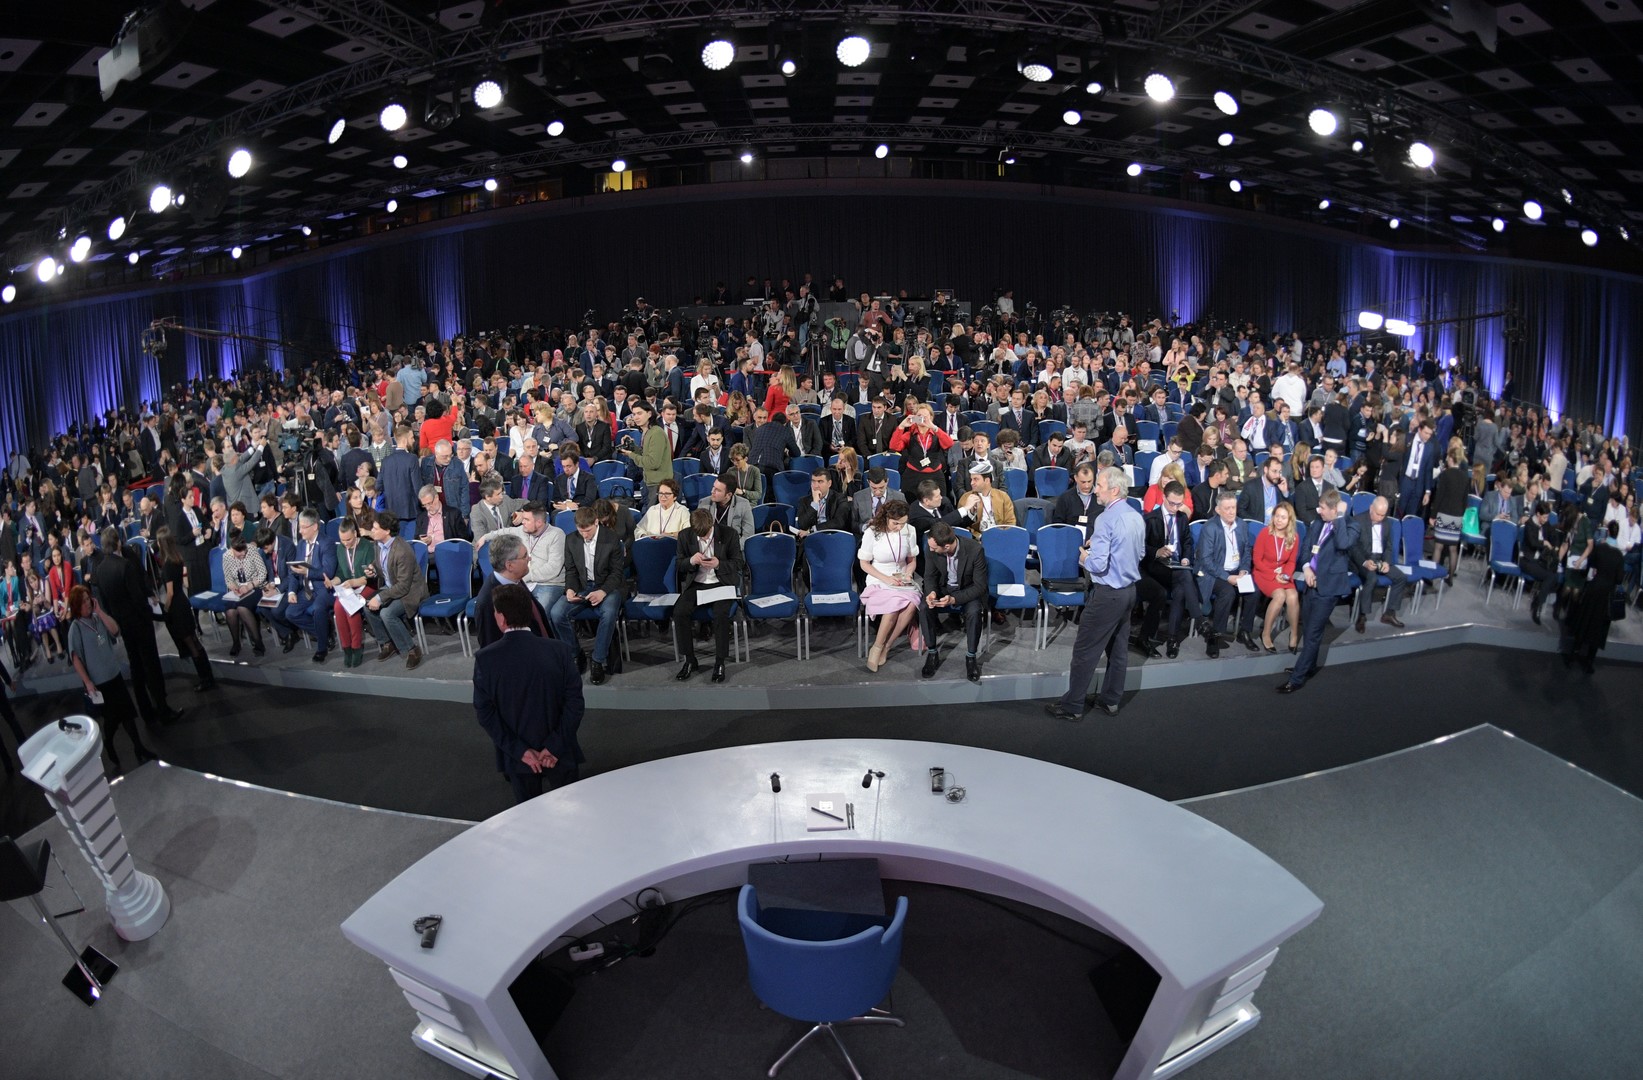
<box><xmin>508</xmin><ymin>959</ymin><xmax>576</xmax><ymax>1049</ymax></box>
<box><xmin>1088</xmin><ymin>948</ymin><xmax>1162</xmax><ymax>1042</ymax></box>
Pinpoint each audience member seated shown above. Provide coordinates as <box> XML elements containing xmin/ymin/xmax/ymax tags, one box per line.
<box><xmin>1252</xmin><ymin>501</ymin><xmax>1302</xmax><ymax>653</ymax></box>
<box><xmin>794</xmin><ymin>469</ymin><xmax>847</xmax><ymax>538</ymax></box>
<box><xmin>220</xmin><ymin>529</ymin><xmax>268</xmax><ymax>657</ymax></box>
<box><xmin>954</xmin><ymin>461</ymin><xmax>1015</xmax><ymax>539</ymax></box>
<box><xmin>673</xmin><ymin>507</ymin><xmax>743</xmax><ymax>683</ymax></box>
<box><xmin>705</xmin><ymin>473</ymin><xmax>755</xmax><ymax>549</ymax></box>
<box><xmin>1350</xmin><ymin>496</ymin><xmax>1408</xmax><ymax>632</ymax></box>
<box><xmin>416</xmin><ymin>484</ymin><xmax>471</xmax><ymax>551</ymax></box>
<box><xmin>551</xmin><ymin>505</ymin><xmax>626</xmax><ymax>685</ymax></box>
<box><xmin>472</xmin><ymin>532</ymin><xmax>548</xmax><ymax>652</ymax></box>
<box><xmin>329</xmin><ymin>516</ymin><xmax>378</xmax><ymax>668</ymax></box>
<box><xmin>362</xmin><ymin>511</ymin><xmax>428</xmax><ymax>669</ymax></box>
<box><xmin>635</xmin><ymin>478</ymin><xmax>690</xmax><ymax>539</ymax></box>
<box><xmin>1135</xmin><ymin>481</ymin><xmax>1196</xmax><ymax>659</ymax></box>
<box><xmin>859</xmin><ymin>500</ymin><xmax>922</xmax><ymax>673</ymax></box>
<box><xmin>1196</xmin><ymin>489</ymin><xmax>1261</xmax><ymax>657</ymax></box>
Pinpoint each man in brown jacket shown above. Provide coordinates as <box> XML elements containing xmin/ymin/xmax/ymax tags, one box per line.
<box><xmin>363</xmin><ymin>510</ymin><xmax>429</xmax><ymax>668</ymax></box>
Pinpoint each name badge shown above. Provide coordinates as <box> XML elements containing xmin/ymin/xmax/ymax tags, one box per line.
<box><xmin>919</xmin><ymin>457</ymin><xmax>931</xmax><ymax>468</ymax></box>
<box><xmin>1312</xmin><ymin>544</ymin><xmax>1321</xmax><ymax>554</ymax></box>
<box><xmin>1077</xmin><ymin>515</ymin><xmax>1088</xmax><ymax>525</ymax></box>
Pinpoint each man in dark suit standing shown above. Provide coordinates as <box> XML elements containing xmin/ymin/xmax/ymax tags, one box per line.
<box><xmin>92</xmin><ymin>526</ymin><xmax>181</xmax><ymax>726</ymax></box>
<box><xmin>379</xmin><ymin>424</ymin><xmax>423</xmax><ymax>522</ymax></box>
<box><xmin>1395</xmin><ymin>420</ymin><xmax>1437</xmax><ymax>518</ymax></box>
<box><xmin>549</xmin><ymin>505</ymin><xmax>626</xmax><ymax>684</ymax></box>
<box><xmin>672</xmin><ymin>508</ymin><xmax>744</xmax><ymax>683</ymax></box>
<box><xmin>918</xmin><ymin>521</ymin><xmax>989</xmax><ymax>682</ymax></box>
<box><xmin>997</xmin><ymin>388</ymin><xmax>1039</xmax><ymax>449</ymax></box>
<box><xmin>1349</xmin><ymin>495</ymin><xmax>1407</xmax><ymax>633</ymax></box>
<box><xmin>473</xmin><ymin>584</ymin><xmax>585</xmax><ymax>804</ymax></box>
<box><xmin>1280</xmin><ymin>489</ymin><xmax>1360</xmax><ymax>693</ymax></box>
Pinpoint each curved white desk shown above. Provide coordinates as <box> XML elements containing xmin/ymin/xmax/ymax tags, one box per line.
<box><xmin>342</xmin><ymin>740</ymin><xmax>1321</xmax><ymax>1080</ymax></box>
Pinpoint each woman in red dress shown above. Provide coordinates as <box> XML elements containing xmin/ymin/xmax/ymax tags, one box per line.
<box><xmin>1252</xmin><ymin>501</ymin><xmax>1302</xmax><ymax>653</ymax></box>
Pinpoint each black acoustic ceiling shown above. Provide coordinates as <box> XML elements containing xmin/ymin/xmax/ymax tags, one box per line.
<box><xmin>2</xmin><ymin>0</ymin><xmax>1640</xmax><ymax>295</ymax></box>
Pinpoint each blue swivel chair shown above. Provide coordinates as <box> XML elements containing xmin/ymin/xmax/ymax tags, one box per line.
<box><xmin>743</xmin><ymin>533</ymin><xmax>802</xmax><ymax>658</ymax></box>
<box><xmin>738</xmin><ymin>884</ymin><xmax>907</xmax><ymax>1080</ymax></box>
<box><xmin>415</xmin><ymin>539</ymin><xmax>473</xmax><ymax>653</ymax></box>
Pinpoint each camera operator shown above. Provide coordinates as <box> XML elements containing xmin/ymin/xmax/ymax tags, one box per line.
<box><xmin>857</xmin><ymin>326</ymin><xmax>888</xmax><ymax>400</ymax></box>
<box><xmin>789</xmin><ymin>284</ymin><xmax>819</xmax><ymax>353</ymax></box>
<box><xmin>825</xmin><ymin>316</ymin><xmax>850</xmax><ymax>373</ymax></box>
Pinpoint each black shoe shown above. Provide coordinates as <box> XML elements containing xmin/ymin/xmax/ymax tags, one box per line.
<box><xmin>965</xmin><ymin>657</ymin><xmax>981</xmax><ymax>683</ymax></box>
<box><xmin>676</xmin><ymin>659</ymin><xmax>699</xmax><ymax>681</ymax></box>
<box><xmin>312</xmin><ymin>651</ymin><xmax>328</xmax><ymax>663</ymax></box>
<box><xmin>1166</xmin><ymin>640</ymin><xmax>1180</xmax><ymax>659</ymax></box>
<box><xmin>921</xmin><ymin>652</ymin><xmax>940</xmax><ymax>678</ymax></box>
<box><xmin>405</xmin><ymin>647</ymin><xmax>423</xmax><ymax>670</ymax></box>
<box><xmin>251</xmin><ymin>643</ymin><xmax>266</xmax><ymax>657</ymax></box>
<box><xmin>1531</xmin><ymin>605</ymin><xmax>1543</xmax><ymax>625</ymax></box>
<box><xmin>590</xmin><ymin>661</ymin><xmax>607</xmax><ymax>685</ymax></box>
<box><xmin>1044</xmin><ymin>703</ymin><xmax>1082</xmax><ymax>722</ymax></box>
<box><xmin>1277</xmin><ymin>682</ymin><xmax>1302</xmax><ymax>694</ymax></box>
<box><xmin>1132</xmin><ymin>637</ymin><xmax>1161</xmax><ymax>659</ymax></box>
<box><xmin>711</xmin><ymin>662</ymin><xmax>726</xmax><ymax>683</ymax></box>
<box><xmin>1207</xmin><ymin>641</ymin><xmax>1221</xmax><ymax>659</ymax></box>
<box><xmin>1380</xmin><ymin>612</ymin><xmax>1405</xmax><ymax>629</ymax></box>
<box><xmin>281</xmin><ymin>635</ymin><xmax>297</xmax><ymax>654</ymax></box>
<box><xmin>1355</xmin><ymin>613</ymin><xmax>1367</xmax><ymax>634</ymax></box>
<box><xmin>575</xmin><ymin>651</ymin><xmax>589</xmax><ymax>674</ymax></box>
<box><xmin>1237</xmin><ymin>630</ymin><xmax>1260</xmax><ymax>652</ymax></box>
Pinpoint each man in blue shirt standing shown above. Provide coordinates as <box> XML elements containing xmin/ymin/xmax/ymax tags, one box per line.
<box><xmin>1047</xmin><ymin>466</ymin><xmax>1147</xmax><ymax>720</ymax></box>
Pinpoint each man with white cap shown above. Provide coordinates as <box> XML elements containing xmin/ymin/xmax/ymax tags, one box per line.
<box><xmin>956</xmin><ymin>459</ymin><xmax>1016</xmax><ymax>540</ymax></box>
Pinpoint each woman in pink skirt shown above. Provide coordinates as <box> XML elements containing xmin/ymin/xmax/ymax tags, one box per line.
<box><xmin>858</xmin><ymin>501</ymin><xmax>922</xmax><ymax>671</ymax></box>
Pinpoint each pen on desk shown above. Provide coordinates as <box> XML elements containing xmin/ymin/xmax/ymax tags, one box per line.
<box><xmin>847</xmin><ymin>803</ymin><xmax>854</xmax><ymax>829</ymax></box>
<box><xmin>810</xmin><ymin>806</ymin><xmax>844</xmax><ymax>822</ymax></box>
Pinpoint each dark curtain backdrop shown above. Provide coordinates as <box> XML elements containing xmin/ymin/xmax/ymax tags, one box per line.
<box><xmin>1</xmin><ymin>180</ymin><xmax>1638</xmax><ymax>453</ymax></box>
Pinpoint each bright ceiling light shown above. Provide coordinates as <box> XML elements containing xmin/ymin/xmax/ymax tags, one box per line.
<box><xmin>392</xmin><ymin>154</ymin><xmax>408</xmax><ymax>169</ymax></box>
<box><xmin>385</xmin><ymin>198</ymin><xmax>398</xmax><ymax>213</ymax></box>
<box><xmin>1581</xmin><ymin>228</ymin><xmax>1598</xmax><ymax>247</ymax></box>
<box><xmin>0</xmin><ymin>284</ymin><xmax>13</xmax><ymax>304</ymax></box>
<box><xmin>35</xmin><ymin>256</ymin><xmax>56</xmax><ymax>283</ymax></box>
<box><xmin>1217</xmin><ymin>132</ymin><xmax>1234</xmax><ymax>147</ymax></box>
<box><xmin>1126</xmin><ymin>162</ymin><xmax>1142</xmax><ymax>177</ymax></box>
<box><xmin>300</xmin><ymin>224</ymin><xmax>312</xmax><ymax>236</ymax></box>
<box><xmin>1407</xmin><ymin>141</ymin><xmax>1435</xmax><ymax>170</ymax></box>
<box><xmin>1085</xmin><ymin>79</ymin><xmax>1104</xmax><ymax>95</ymax></box>
<box><xmin>1213</xmin><ymin>90</ymin><xmax>1239</xmax><ymax>116</ymax></box>
<box><xmin>1561</xmin><ymin>188</ymin><xmax>1573</xmax><ymax>205</ymax></box>
<box><xmin>780</xmin><ymin>58</ymin><xmax>797</xmax><ymax>77</ymax></box>
<box><xmin>148</xmin><ymin>184</ymin><xmax>172</xmax><ymax>214</ymax></box>
<box><xmin>739</xmin><ymin>149</ymin><xmax>754</xmax><ymax>164</ymax></box>
<box><xmin>837</xmin><ymin>35</ymin><xmax>871</xmax><ymax>68</ymax></box>
<box><xmin>1389</xmin><ymin>217</ymin><xmax>1400</xmax><ymax>229</ymax></box>
<box><xmin>1492</xmin><ymin>217</ymin><xmax>1505</xmax><ymax>233</ymax></box>
<box><xmin>1351</xmin><ymin>138</ymin><xmax>1365</xmax><ymax>153</ymax></box>
<box><xmin>874</xmin><ymin>143</ymin><xmax>888</xmax><ymax>159</ymax></box>
<box><xmin>1229</xmin><ymin>178</ymin><xmax>1242</xmax><ymax>192</ymax></box>
<box><xmin>1062</xmin><ymin>108</ymin><xmax>1082</xmax><ymax>125</ymax></box>
<box><xmin>175</xmin><ymin>192</ymin><xmax>185</xmax><ymax>207</ymax></box>
<box><xmin>108</xmin><ymin>215</ymin><xmax>127</xmax><ymax>241</ymax></box>
<box><xmin>128</xmin><ymin>250</ymin><xmax>139</xmax><ymax>265</ymax></box>
<box><xmin>545</xmin><ymin>119</ymin><xmax>565</xmax><ymax>137</ymax></box>
<box><xmin>1357</xmin><ymin>311</ymin><xmax>1384</xmax><ymax>331</ymax></box>
<box><xmin>1019</xmin><ymin>57</ymin><xmax>1052</xmax><ymax>82</ymax></box>
<box><xmin>227</xmin><ymin>148</ymin><xmax>252</xmax><ymax>178</ymax></box>
<box><xmin>1384</xmin><ymin>318</ymin><xmax>1416</xmax><ymax>336</ymax></box>
<box><xmin>484</xmin><ymin>177</ymin><xmax>498</xmax><ymax>191</ymax></box>
<box><xmin>380</xmin><ymin>101</ymin><xmax>408</xmax><ymax>132</ymax></box>
<box><xmin>55</xmin><ymin>262</ymin><xmax>64</xmax><ymax>277</ymax></box>
<box><xmin>1523</xmin><ymin>199</ymin><xmax>1543</xmax><ymax>221</ymax></box>
<box><xmin>69</xmin><ymin>235</ymin><xmax>91</xmax><ymax>263</ymax></box>
<box><xmin>1144</xmin><ymin>73</ymin><xmax>1174</xmax><ymax>102</ymax></box>
<box><xmin>701</xmin><ymin>39</ymin><xmax>734</xmax><ymax>71</ymax></box>
<box><xmin>327</xmin><ymin>117</ymin><xmax>346</xmax><ymax>145</ymax></box>
<box><xmin>1620</xmin><ymin>226</ymin><xmax>1631</xmax><ymax>241</ymax></box>
<box><xmin>472</xmin><ymin>77</ymin><xmax>504</xmax><ymax>110</ymax></box>
<box><xmin>1308</xmin><ymin>108</ymin><xmax>1339</xmax><ymax>137</ymax></box>
<box><xmin>612</xmin><ymin>159</ymin><xmax>627</xmax><ymax>173</ymax></box>
<box><xmin>230</xmin><ymin>245</ymin><xmax>243</xmax><ymax>260</ymax></box>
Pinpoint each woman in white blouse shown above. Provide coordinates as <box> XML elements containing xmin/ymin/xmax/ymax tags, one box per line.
<box><xmin>690</xmin><ymin>361</ymin><xmax>722</xmax><ymax>403</ymax></box>
<box><xmin>636</xmin><ymin>478</ymin><xmax>690</xmax><ymax>539</ymax></box>
<box><xmin>858</xmin><ymin>500</ymin><xmax>922</xmax><ymax>672</ymax></box>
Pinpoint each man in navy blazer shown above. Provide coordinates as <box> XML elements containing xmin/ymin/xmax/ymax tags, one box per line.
<box><xmin>550</xmin><ymin>449</ymin><xmax>597</xmax><ymax>510</ymax></box>
<box><xmin>513</xmin><ymin>454</ymin><xmax>551</xmax><ymax>502</ymax></box>
<box><xmin>1194</xmin><ymin>489</ymin><xmax>1259</xmax><ymax>658</ymax></box>
<box><xmin>1280</xmin><ymin>489</ymin><xmax>1360</xmax><ymax>693</ymax></box>
<box><xmin>1395</xmin><ymin>420</ymin><xmax>1438</xmax><ymax>518</ymax></box>
<box><xmin>266</xmin><ymin>509</ymin><xmax>337</xmax><ymax>662</ymax></box>
<box><xmin>473</xmin><ymin>583</ymin><xmax>585</xmax><ymax>804</ymax></box>
<box><xmin>378</xmin><ymin>425</ymin><xmax>424</xmax><ymax>521</ymax></box>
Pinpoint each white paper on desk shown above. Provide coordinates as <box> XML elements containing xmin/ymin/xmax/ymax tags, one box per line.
<box><xmin>748</xmin><ymin>593</ymin><xmax>793</xmax><ymax>609</ymax></box>
<box><xmin>191</xmin><ymin>591</ymin><xmax>218</xmax><ymax>601</ymax></box>
<box><xmin>806</xmin><ymin>791</ymin><xmax>851</xmax><ymax>832</ymax></box>
<box><xmin>1394</xmin><ymin>564</ymin><xmax>1413</xmax><ymax>576</ymax></box>
<box><xmin>334</xmin><ymin>585</ymin><xmax>366</xmax><ymax>615</ymax></box>
<box><xmin>997</xmin><ymin>583</ymin><xmax>1028</xmax><ymax>597</ymax></box>
<box><xmin>695</xmin><ymin>585</ymin><xmax>739</xmax><ymax>605</ymax></box>
<box><xmin>1236</xmin><ymin>575</ymin><xmax>1256</xmax><ymax>594</ymax></box>
<box><xmin>810</xmin><ymin>591</ymin><xmax>852</xmax><ymax>604</ymax></box>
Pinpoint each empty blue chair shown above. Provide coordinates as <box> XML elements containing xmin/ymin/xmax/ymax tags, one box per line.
<box><xmin>410</xmin><ymin>539</ymin><xmax>429</xmax><ymax>579</ymax></box>
<box><xmin>882</xmin><ymin>471</ymin><xmax>901</xmax><ymax>491</ymax></box>
<box><xmin>1033</xmin><ymin>466</ymin><xmax>1070</xmax><ymax>499</ymax></box>
<box><xmin>772</xmin><ymin>471</ymin><xmax>811</xmax><ymax>508</ymax></box>
<box><xmin>1349</xmin><ymin>492</ymin><xmax>1374</xmax><ymax>518</ymax></box>
<box><xmin>1036</xmin><ymin>419</ymin><xmax>1067</xmax><ymax>441</ymax></box>
<box><xmin>399</xmin><ymin>520</ymin><xmax>418</xmax><ymax>542</ymax></box>
<box><xmin>1136</xmin><ymin>420</ymin><xmax>1161</xmax><ymax>446</ymax></box>
<box><xmin>743</xmin><ymin>533</ymin><xmax>802</xmax><ymax>658</ymax></box>
<box><xmin>680</xmin><ymin>472</ymin><xmax>716</xmax><ymax>509</ymax></box>
<box><xmin>459</xmin><ymin>541</ymin><xmax>494</xmax><ymax>656</ymax></box>
<box><xmin>1001</xmin><ymin>469</ymin><xmax>1028</xmax><ymax>502</ymax></box>
<box><xmin>981</xmin><ymin>525</ymin><xmax>1041</xmax><ymax>645</ymax></box>
<box><xmin>753</xmin><ymin>503</ymin><xmax>796</xmax><ymax>533</ymax></box>
<box><xmin>738</xmin><ymin>884</ymin><xmax>907</xmax><ymax>1080</ymax></box>
<box><xmin>597</xmin><ymin>475</ymin><xmax>636</xmax><ymax>501</ymax></box>
<box><xmin>622</xmin><ymin>538</ymin><xmax>679</xmax><ymax>649</ymax></box>
<box><xmin>1133</xmin><ymin>451</ymin><xmax>1157</xmax><ymax>487</ymax></box>
<box><xmin>969</xmin><ymin>420</ymin><xmax>999</xmax><ymax>443</ymax></box>
<box><xmin>592</xmin><ymin>459</ymin><xmax>627</xmax><ymax>483</ymax></box>
<box><xmin>853</xmin><ymin>402</ymin><xmax>873</xmax><ymax>418</ymax></box>
<box><xmin>1401</xmin><ymin>514</ymin><xmax>1448</xmax><ymax>611</ymax></box>
<box><xmin>1459</xmin><ymin>493</ymin><xmax>1487</xmax><ymax>559</ymax></box>
<box><xmin>554</xmin><ymin>509</ymin><xmax>578</xmax><ymax>534</ymax></box>
<box><xmin>320</xmin><ymin>516</ymin><xmax>341</xmax><ymax>547</ymax></box>
<box><xmin>867</xmin><ymin>453</ymin><xmax>901</xmax><ymax>473</ymax></box>
<box><xmin>800</xmin><ymin>530</ymin><xmax>861</xmax><ymax>659</ymax></box>
<box><xmin>791</xmin><ymin>455</ymin><xmax>824</xmax><ymax>476</ymax></box>
<box><xmin>1484</xmin><ymin>520</ymin><xmax>1525</xmax><ymax>607</ymax></box>
<box><xmin>416</xmin><ymin>539</ymin><xmax>474</xmax><ymax>652</ymax></box>
<box><xmin>671</xmin><ymin>457</ymin><xmax>701</xmax><ymax>478</ymax></box>
<box><xmin>1160</xmin><ymin>421</ymin><xmax>1178</xmax><ymax>442</ymax></box>
<box><xmin>1036</xmin><ymin>523</ymin><xmax>1086</xmax><ymax>647</ymax></box>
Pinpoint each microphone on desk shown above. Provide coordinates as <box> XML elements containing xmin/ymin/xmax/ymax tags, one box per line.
<box><xmin>58</xmin><ymin>718</ymin><xmax>85</xmax><ymax>732</ymax></box>
<box><xmin>862</xmin><ymin>769</ymin><xmax>884</xmax><ymax>789</ymax></box>
<box><xmin>769</xmin><ymin>772</ymin><xmax>781</xmax><ymax>793</ymax></box>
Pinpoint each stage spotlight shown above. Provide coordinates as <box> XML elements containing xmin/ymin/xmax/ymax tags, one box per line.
<box><xmin>1357</xmin><ymin>311</ymin><xmax>1384</xmax><ymax>331</ymax></box>
<box><xmin>55</xmin><ymin>262</ymin><xmax>64</xmax><ymax>277</ymax></box>
<box><xmin>327</xmin><ymin>117</ymin><xmax>346</xmax><ymax>145</ymax></box>
<box><xmin>1389</xmin><ymin>217</ymin><xmax>1400</xmax><ymax>229</ymax></box>
<box><xmin>1213</xmin><ymin>90</ymin><xmax>1239</xmax><ymax>116</ymax></box>
<box><xmin>148</xmin><ymin>184</ymin><xmax>172</xmax><ymax>214</ymax></box>
<box><xmin>1581</xmin><ymin>228</ymin><xmax>1598</xmax><ymax>247</ymax></box>
<box><xmin>230</xmin><ymin>245</ymin><xmax>243</xmax><ymax>260</ymax></box>
<box><xmin>612</xmin><ymin>159</ymin><xmax>627</xmax><ymax>173</ymax></box>
<box><xmin>1126</xmin><ymin>162</ymin><xmax>1142</xmax><ymax>177</ymax></box>
<box><xmin>701</xmin><ymin>39</ymin><xmax>734</xmax><ymax>71</ymax></box>
<box><xmin>780</xmin><ymin>58</ymin><xmax>797</xmax><ymax>77</ymax></box>
<box><xmin>108</xmin><ymin>215</ymin><xmax>127</xmax><ymax>241</ymax></box>
<box><xmin>1561</xmin><ymin>188</ymin><xmax>1573</xmax><ymax>205</ymax></box>
<box><xmin>1384</xmin><ymin>318</ymin><xmax>1416</xmax><ymax>336</ymax></box>
<box><xmin>1229</xmin><ymin>178</ymin><xmax>1242</xmax><ymax>192</ymax></box>
<box><xmin>380</xmin><ymin>100</ymin><xmax>408</xmax><ymax>132</ymax></box>
<box><xmin>70</xmin><ymin>235</ymin><xmax>91</xmax><ymax>263</ymax></box>
<box><xmin>1407</xmin><ymin>141</ymin><xmax>1435</xmax><ymax>169</ymax></box>
<box><xmin>837</xmin><ymin>35</ymin><xmax>870</xmax><ymax>68</ymax></box>
<box><xmin>1085</xmin><ymin>79</ymin><xmax>1104</xmax><ymax>95</ymax></box>
<box><xmin>1144</xmin><ymin>73</ymin><xmax>1174</xmax><ymax>102</ymax></box>
<box><xmin>175</xmin><ymin>192</ymin><xmax>185</xmax><ymax>207</ymax></box>
<box><xmin>1018</xmin><ymin>55</ymin><xmax>1052</xmax><ymax>82</ymax></box>
<box><xmin>739</xmin><ymin>149</ymin><xmax>754</xmax><ymax>164</ymax></box>
<box><xmin>1308</xmin><ymin>107</ymin><xmax>1339</xmax><ymax>137</ymax></box>
<box><xmin>36</xmin><ymin>256</ymin><xmax>56</xmax><ymax>283</ymax></box>
<box><xmin>1</xmin><ymin>283</ymin><xmax>13</xmax><ymax>304</ymax></box>
<box><xmin>227</xmin><ymin>148</ymin><xmax>252</xmax><ymax>178</ymax></box>
<box><xmin>385</xmin><ymin>198</ymin><xmax>398</xmax><ymax>213</ymax></box>
<box><xmin>1492</xmin><ymin>217</ymin><xmax>1505</xmax><ymax>233</ymax></box>
<box><xmin>392</xmin><ymin>154</ymin><xmax>408</xmax><ymax>169</ymax></box>
<box><xmin>1063</xmin><ymin>108</ymin><xmax>1082</xmax><ymax>125</ymax></box>
<box><xmin>1523</xmin><ymin>199</ymin><xmax>1543</xmax><ymax>220</ymax></box>
<box><xmin>1621</xmin><ymin>226</ymin><xmax>1631</xmax><ymax>242</ymax></box>
<box><xmin>874</xmin><ymin>143</ymin><xmax>889</xmax><ymax>159</ymax></box>
<box><xmin>999</xmin><ymin>148</ymin><xmax>1016</xmax><ymax>165</ymax></box>
<box><xmin>300</xmin><ymin>224</ymin><xmax>312</xmax><ymax>236</ymax></box>
<box><xmin>128</xmin><ymin>250</ymin><xmax>139</xmax><ymax>265</ymax></box>
<box><xmin>472</xmin><ymin>74</ymin><xmax>505</xmax><ymax>110</ymax></box>
<box><xmin>1318</xmin><ymin>199</ymin><xmax>1330</xmax><ymax>210</ymax></box>
<box><xmin>1217</xmin><ymin>132</ymin><xmax>1234</xmax><ymax>146</ymax></box>
<box><xmin>484</xmin><ymin>177</ymin><xmax>498</xmax><ymax>192</ymax></box>
<box><xmin>1351</xmin><ymin>138</ymin><xmax>1365</xmax><ymax>153</ymax></box>
<box><xmin>545</xmin><ymin>119</ymin><xmax>565</xmax><ymax>137</ymax></box>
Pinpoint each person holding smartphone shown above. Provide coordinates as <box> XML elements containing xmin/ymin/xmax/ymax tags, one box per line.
<box><xmin>889</xmin><ymin>403</ymin><xmax>954</xmax><ymax>498</ymax></box>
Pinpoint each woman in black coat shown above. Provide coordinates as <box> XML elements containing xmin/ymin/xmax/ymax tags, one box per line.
<box><xmin>163</xmin><ymin>473</ymin><xmax>208</xmax><ymax>596</ymax></box>
<box><xmin>1564</xmin><ymin>521</ymin><xmax>1625</xmax><ymax>673</ymax></box>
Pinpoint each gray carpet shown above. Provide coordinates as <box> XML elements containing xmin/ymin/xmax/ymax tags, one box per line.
<box><xmin>1182</xmin><ymin>726</ymin><xmax>1643</xmax><ymax>1080</ymax></box>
